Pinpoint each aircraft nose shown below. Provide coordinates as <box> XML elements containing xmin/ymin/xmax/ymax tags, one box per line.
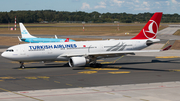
<box><xmin>1</xmin><ymin>52</ymin><xmax>6</xmax><ymax>58</ymax></box>
<box><xmin>1</xmin><ymin>51</ymin><xmax>19</xmax><ymax>61</ymax></box>
<box><xmin>1</xmin><ymin>52</ymin><xmax>11</xmax><ymax>59</ymax></box>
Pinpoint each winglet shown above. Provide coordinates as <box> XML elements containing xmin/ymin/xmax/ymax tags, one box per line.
<box><xmin>65</xmin><ymin>38</ymin><xmax>69</xmax><ymax>42</ymax></box>
<box><xmin>19</xmin><ymin>23</ymin><xmax>36</xmax><ymax>38</ymax></box>
<box><xmin>161</xmin><ymin>45</ymin><xmax>172</xmax><ymax>51</ymax></box>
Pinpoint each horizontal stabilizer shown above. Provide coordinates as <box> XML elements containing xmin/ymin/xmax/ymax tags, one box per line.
<box><xmin>161</xmin><ymin>45</ymin><xmax>172</xmax><ymax>51</ymax></box>
<box><xmin>17</xmin><ymin>36</ymin><xmax>22</xmax><ymax>42</ymax></box>
<box><xmin>161</xmin><ymin>40</ymin><xmax>175</xmax><ymax>51</ymax></box>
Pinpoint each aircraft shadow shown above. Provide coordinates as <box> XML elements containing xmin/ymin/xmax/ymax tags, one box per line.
<box><xmin>12</xmin><ymin>59</ymin><xmax>180</xmax><ymax>71</ymax></box>
<box><xmin>13</xmin><ymin>63</ymin><xmax>69</xmax><ymax>69</ymax></box>
<box><xmin>99</xmin><ymin>59</ymin><xmax>180</xmax><ymax>72</ymax></box>
<box><xmin>106</xmin><ymin>59</ymin><xmax>180</xmax><ymax>65</ymax></box>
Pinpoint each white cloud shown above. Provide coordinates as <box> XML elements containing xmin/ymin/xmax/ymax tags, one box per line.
<box><xmin>134</xmin><ymin>0</ymin><xmax>139</xmax><ymax>3</ymax></box>
<box><xmin>155</xmin><ymin>2</ymin><xmax>160</xmax><ymax>5</ymax></box>
<box><xmin>134</xmin><ymin>7</ymin><xmax>150</xmax><ymax>11</ymax></box>
<box><xmin>166</xmin><ymin>1</ymin><xmax>170</xmax><ymax>5</ymax></box>
<box><xmin>134</xmin><ymin>5</ymin><xmax>140</xmax><ymax>7</ymax></box>
<box><xmin>72</xmin><ymin>0</ymin><xmax>80</xmax><ymax>2</ymax></box>
<box><xmin>143</xmin><ymin>1</ymin><xmax>149</xmax><ymax>7</ymax></box>
<box><xmin>172</xmin><ymin>0</ymin><xmax>177</xmax><ymax>4</ymax></box>
<box><xmin>171</xmin><ymin>0</ymin><xmax>180</xmax><ymax>5</ymax></box>
<box><xmin>81</xmin><ymin>2</ymin><xmax>91</xmax><ymax>10</ymax></box>
<box><xmin>94</xmin><ymin>1</ymin><xmax>106</xmax><ymax>9</ymax></box>
<box><xmin>111</xmin><ymin>0</ymin><xmax>125</xmax><ymax>7</ymax></box>
<box><xmin>132</xmin><ymin>1</ymin><xmax>151</xmax><ymax>11</ymax></box>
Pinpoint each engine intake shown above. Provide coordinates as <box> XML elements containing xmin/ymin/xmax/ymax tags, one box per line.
<box><xmin>69</xmin><ymin>57</ymin><xmax>87</xmax><ymax>67</ymax></box>
<box><xmin>146</xmin><ymin>40</ymin><xmax>153</xmax><ymax>46</ymax></box>
<box><xmin>146</xmin><ymin>39</ymin><xmax>160</xmax><ymax>46</ymax></box>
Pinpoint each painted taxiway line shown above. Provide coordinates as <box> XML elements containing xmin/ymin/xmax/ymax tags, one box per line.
<box><xmin>84</xmin><ymin>67</ymin><xmax>121</xmax><ymax>70</ymax></box>
<box><xmin>78</xmin><ymin>71</ymin><xmax>98</xmax><ymax>74</ymax></box>
<box><xmin>1</xmin><ymin>69</ymin><xmax>180</xmax><ymax>81</ymax></box>
<box><xmin>0</xmin><ymin>76</ymin><xmax>50</xmax><ymax>81</ymax></box>
<box><xmin>0</xmin><ymin>88</ymin><xmax>43</xmax><ymax>101</ymax></box>
<box><xmin>108</xmin><ymin>71</ymin><xmax>130</xmax><ymax>74</ymax></box>
<box><xmin>78</xmin><ymin>70</ymin><xmax>131</xmax><ymax>74</ymax></box>
<box><xmin>156</xmin><ymin>56</ymin><xmax>180</xmax><ymax>58</ymax></box>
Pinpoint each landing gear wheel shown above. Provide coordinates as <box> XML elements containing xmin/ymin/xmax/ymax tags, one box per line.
<box><xmin>90</xmin><ymin>63</ymin><xmax>94</xmax><ymax>67</ymax></box>
<box><xmin>20</xmin><ymin>65</ymin><xmax>25</xmax><ymax>69</ymax></box>
<box><xmin>89</xmin><ymin>63</ymin><xmax>102</xmax><ymax>68</ymax></box>
<box><xmin>96</xmin><ymin>63</ymin><xmax>102</xmax><ymax>67</ymax></box>
<box><xmin>19</xmin><ymin>62</ymin><xmax>25</xmax><ymax>69</ymax></box>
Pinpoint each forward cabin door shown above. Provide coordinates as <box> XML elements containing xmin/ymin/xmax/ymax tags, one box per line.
<box><xmin>20</xmin><ymin>47</ymin><xmax>26</xmax><ymax>55</ymax></box>
<box><xmin>88</xmin><ymin>44</ymin><xmax>103</xmax><ymax>53</ymax></box>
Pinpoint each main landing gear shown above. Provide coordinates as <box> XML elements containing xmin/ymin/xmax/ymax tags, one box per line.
<box><xmin>88</xmin><ymin>56</ymin><xmax>102</xmax><ymax>68</ymax></box>
<box><xmin>19</xmin><ymin>62</ymin><xmax>25</xmax><ymax>69</ymax></box>
<box><xmin>89</xmin><ymin>63</ymin><xmax>102</xmax><ymax>68</ymax></box>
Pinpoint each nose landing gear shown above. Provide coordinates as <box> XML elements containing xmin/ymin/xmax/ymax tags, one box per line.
<box><xmin>19</xmin><ymin>62</ymin><xmax>25</xmax><ymax>69</ymax></box>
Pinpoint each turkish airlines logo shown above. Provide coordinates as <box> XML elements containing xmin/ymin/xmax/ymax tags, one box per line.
<box><xmin>143</xmin><ymin>20</ymin><xmax>158</xmax><ymax>39</ymax></box>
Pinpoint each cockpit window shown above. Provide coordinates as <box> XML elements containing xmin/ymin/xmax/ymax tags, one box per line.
<box><xmin>6</xmin><ymin>49</ymin><xmax>14</xmax><ymax>52</ymax></box>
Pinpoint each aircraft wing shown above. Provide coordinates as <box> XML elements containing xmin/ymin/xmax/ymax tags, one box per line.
<box><xmin>59</xmin><ymin>50</ymin><xmax>160</xmax><ymax>57</ymax></box>
<box><xmin>59</xmin><ymin>45</ymin><xmax>171</xmax><ymax>58</ymax></box>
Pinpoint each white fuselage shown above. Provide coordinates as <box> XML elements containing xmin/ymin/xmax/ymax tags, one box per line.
<box><xmin>1</xmin><ymin>39</ymin><xmax>152</xmax><ymax>62</ymax></box>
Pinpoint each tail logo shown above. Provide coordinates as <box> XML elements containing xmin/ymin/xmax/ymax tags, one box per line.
<box><xmin>143</xmin><ymin>20</ymin><xmax>158</xmax><ymax>39</ymax></box>
<box><xmin>22</xmin><ymin>30</ymin><xmax>28</xmax><ymax>34</ymax></box>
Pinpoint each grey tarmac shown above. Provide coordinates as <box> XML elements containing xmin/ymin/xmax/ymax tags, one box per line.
<box><xmin>0</xmin><ymin>25</ymin><xmax>180</xmax><ymax>101</ymax></box>
<box><xmin>0</xmin><ymin>51</ymin><xmax>180</xmax><ymax>100</ymax></box>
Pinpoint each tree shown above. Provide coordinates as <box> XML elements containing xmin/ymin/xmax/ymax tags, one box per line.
<box><xmin>0</xmin><ymin>10</ymin><xmax>179</xmax><ymax>23</ymax></box>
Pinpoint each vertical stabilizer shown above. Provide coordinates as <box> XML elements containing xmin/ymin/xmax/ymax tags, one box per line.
<box><xmin>131</xmin><ymin>12</ymin><xmax>163</xmax><ymax>39</ymax></box>
<box><xmin>19</xmin><ymin>23</ymin><xmax>36</xmax><ymax>38</ymax></box>
<box><xmin>55</xmin><ymin>35</ymin><xmax>58</xmax><ymax>39</ymax></box>
<box><xmin>65</xmin><ymin>38</ymin><xmax>69</xmax><ymax>42</ymax></box>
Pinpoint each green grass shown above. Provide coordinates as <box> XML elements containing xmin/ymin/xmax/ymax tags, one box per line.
<box><xmin>173</xmin><ymin>29</ymin><xmax>180</xmax><ymax>35</ymax></box>
<box><xmin>0</xmin><ymin>23</ymin><xmax>168</xmax><ymax>46</ymax></box>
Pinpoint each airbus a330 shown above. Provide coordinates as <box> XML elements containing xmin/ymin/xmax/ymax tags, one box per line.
<box><xmin>2</xmin><ymin>12</ymin><xmax>169</xmax><ymax>69</ymax></box>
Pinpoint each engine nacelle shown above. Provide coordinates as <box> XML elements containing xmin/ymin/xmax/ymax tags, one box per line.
<box><xmin>146</xmin><ymin>39</ymin><xmax>160</xmax><ymax>46</ymax></box>
<box><xmin>69</xmin><ymin>57</ymin><xmax>87</xmax><ymax>67</ymax></box>
<box><xmin>146</xmin><ymin>40</ymin><xmax>153</xmax><ymax>46</ymax></box>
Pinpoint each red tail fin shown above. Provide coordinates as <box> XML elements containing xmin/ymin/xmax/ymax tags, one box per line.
<box><xmin>131</xmin><ymin>12</ymin><xmax>163</xmax><ymax>39</ymax></box>
<box><xmin>65</xmin><ymin>38</ymin><xmax>69</xmax><ymax>42</ymax></box>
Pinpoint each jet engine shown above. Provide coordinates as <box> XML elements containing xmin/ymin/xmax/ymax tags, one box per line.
<box><xmin>69</xmin><ymin>57</ymin><xmax>88</xmax><ymax>67</ymax></box>
<box><xmin>146</xmin><ymin>39</ymin><xmax>160</xmax><ymax>46</ymax></box>
<box><xmin>146</xmin><ymin>40</ymin><xmax>153</xmax><ymax>46</ymax></box>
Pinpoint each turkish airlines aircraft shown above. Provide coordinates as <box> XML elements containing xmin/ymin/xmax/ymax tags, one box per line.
<box><xmin>1</xmin><ymin>12</ymin><xmax>166</xmax><ymax>68</ymax></box>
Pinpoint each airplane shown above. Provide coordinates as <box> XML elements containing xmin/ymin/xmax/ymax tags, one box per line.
<box><xmin>18</xmin><ymin>23</ymin><xmax>75</xmax><ymax>43</ymax></box>
<box><xmin>2</xmin><ymin>12</ymin><xmax>168</xmax><ymax>69</ymax></box>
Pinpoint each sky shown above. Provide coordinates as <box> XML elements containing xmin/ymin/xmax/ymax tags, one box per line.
<box><xmin>0</xmin><ymin>0</ymin><xmax>180</xmax><ymax>14</ymax></box>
